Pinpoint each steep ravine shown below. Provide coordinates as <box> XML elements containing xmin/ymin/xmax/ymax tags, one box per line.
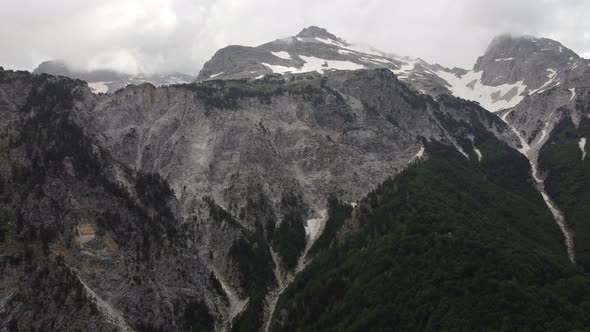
<box><xmin>263</xmin><ymin>210</ymin><xmax>329</xmax><ymax>332</ymax></box>
<box><xmin>501</xmin><ymin>111</ymin><xmax>575</xmax><ymax>262</ymax></box>
<box><xmin>212</xmin><ymin>268</ymin><xmax>248</xmax><ymax>331</ymax></box>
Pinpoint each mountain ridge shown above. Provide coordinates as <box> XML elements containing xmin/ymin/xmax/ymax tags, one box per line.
<box><xmin>196</xmin><ymin>26</ymin><xmax>589</xmax><ymax>113</ymax></box>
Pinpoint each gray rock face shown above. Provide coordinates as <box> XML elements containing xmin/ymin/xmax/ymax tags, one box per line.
<box><xmin>33</xmin><ymin>60</ymin><xmax>194</xmax><ymax>94</ymax></box>
<box><xmin>0</xmin><ymin>63</ymin><xmax>520</xmax><ymax>331</ymax></box>
<box><xmin>474</xmin><ymin>35</ymin><xmax>579</xmax><ymax>88</ymax></box>
<box><xmin>86</xmin><ymin>69</ymin><xmax>517</xmax><ymax>221</ymax></box>
<box><xmin>295</xmin><ymin>26</ymin><xmax>345</xmax><ymax>41</ymax></box>
<box><xmin>80</xmin><ymin>68</ymin><xmax>520</xmax><ymax>329</ymax></box>
<box><xmin>0</xmin><ymin>70</ymin><xmax>221</xmax><ymax>331</ymax></box>
<box><xmin>484</xmin><ymin>34</ymin><xmax>590</xmax><ymax>158</ymax></box>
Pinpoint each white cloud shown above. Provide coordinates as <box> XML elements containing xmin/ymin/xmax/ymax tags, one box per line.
<box><xmin>0</xmin><ymin>0</ymin><xmax>589</xmax><ymax>75</ymax></box>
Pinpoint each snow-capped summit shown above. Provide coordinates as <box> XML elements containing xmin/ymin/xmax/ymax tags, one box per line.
<box><xmin>196</xmin><ymin>26</ymin><xmax>452</xmax><ymax>96</ymax></box>
<box><xmin>197</xmin><ymin>27</ymin><xmax>589</xmax><ymax>113</ymax></box>
<box><xmin>198</xmin><ymin>26</ymin><xmax>403</xmax><ymax>81</ymax></box>
<box><xmin>421</xmin><ymin>34</ymin><xmax>587</xmax><ymax>112</ymax></box>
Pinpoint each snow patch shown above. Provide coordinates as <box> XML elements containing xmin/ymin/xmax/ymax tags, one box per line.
<box><xmin>338</xmin><ymin>49</ymin><xmax>355</xmax><ymax>55</ymax></box>
<box><xmin>580</xmin><ymin>137</ymin><xmax>587</xmax><ymax>160</ymax></box>
<box><xmin>392</xmin><ymin>58</ymin><xmax>417</xmax><ymax>76</ymax></box>
<box><xmin>473</xmin><ymin>147</ymin><xmax>483</xmax><ymax>161</ymax></box>
<box><xmin>569</xmin><ymin>88</ymin><xmax>576</xmax><ymax>102</ymax></box>
<box><xmin>265</xmin><ymin>208</ymin><xmax>329</xmax><ymax>331</ymax></box>
<box><xmin>209</xmin><ymin>72</ymin><xmax>224</xmax><ymax>78</ymax></box>
<box><xmin>262</xmin><ymin>56</ymin><xmax>364</xmax><ymax>75</ymax></box>
<box><xmin>262</xmin><ymin>63</ymin><xmax>295</xmax><ymax>74</ymax></box>
<box><xmin>88</xmin><ymin>82</ymin><xmax>109</xmax><ymax>94</ymax></box>
<box><xmin>409</xmin><ymin>146</ymin><xmax>425</xmax><ymax>163</ymax></box>
<box><xmin>494</xmin><ymin>57</ymin><xmax>515</xmax><ymax>62</ymax></box>
<box><xmin>529</xmin><ymin>68</ymin><xmax>558</xmax><ymax>95</ymax></box>
<box><xmin>360</xmin><ymin>56</ymin><xmax>392</xmax><ymax>65</ymax></box>
<box><xmin>389</xmin><ymin>56</ymin><xmax>428</xmax><ymax>77</ymax></box>
<box><xmin>415</xmin><ymin>147</ymin><xmax>425</xmax><ymax>158</ymax></box>
<box><xmin>255</xmin><ymin>75</ymin><xmax>265</xmax><ymax>80</ymax></box>
<box><xmin>315</xmin><ymin>37</ymin><xmax>344</xmax><ymax>47</ymax></box>
<box><xmin>436</xmin><ymin>70</ymin><xmax>527</xmax><ymax>112</ymax></box>
<box><xmin>301</xmin><ymin>56</ymin><xmax>365</xmax><ymax>72</ymax></box>
<box><xmin>305</xmin><ymin>209</ymin><xmax>327</xmax><ymax>241</ymax></box>
<box><xmin>271</xmin><ymin>51</ymin><xmax>292</xmax><ymax>60</ymax></box>
<box><xmin>457</xmin><ymin>146</ymin><xmax>469</xmax><ymax>158</ymax></box>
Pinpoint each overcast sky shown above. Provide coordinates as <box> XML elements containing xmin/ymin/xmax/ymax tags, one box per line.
<box><xmin>1</xmin><ymin>0</ymin><xmax>589</xmax><ymax>75</ymax></box>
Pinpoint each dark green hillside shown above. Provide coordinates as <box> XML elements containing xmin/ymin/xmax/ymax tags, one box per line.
<box><xmin>271</xmin><ymin>141</ymin><xmax>590</xmax><ymax>332</ymax></box>
<box><xmin>539</xmin><ymin>116</ymin><xmax>590</xmax><ymax>270</ymax></box>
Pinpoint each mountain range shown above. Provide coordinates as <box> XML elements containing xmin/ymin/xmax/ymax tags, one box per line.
<box><xmin>33</xmin><ymin>60</ymin><xmax>195</xmax><ymax>94</ymax></box>
<box><xmin>1</xmin><ymin>26</ymin><xmax>590</xmax><ymax>331</ymax></box>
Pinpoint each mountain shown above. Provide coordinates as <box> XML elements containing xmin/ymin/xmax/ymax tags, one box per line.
<box><xmin>197</xmin><ymin>26</ymin><xmax>590</xmax><ymax>262</ymax></box>
<box><xmin>2</xmin><ymin>25</ymin><xmax>590</xmax><ymax>332</ymax></box>
<box><xmin>33</xmin><ymin>60</ymin><xmax>194</xmax><ymax>94</ymax></box>
<box><xmin>198</xmin><ymin>26</ymin><xmax>457</xmax><ymax>97</ymax></box>
<box><xmin>197</xmin><ymin>27</ymin><xmax>590</xmax><ymax>113</ymax></box>
<box><xmin>83</xmin><ymin>67</ymin><xmax>526</xmax><ymax>330</ymax></box>
<box><xmin>474</xmin><ymin>34</ymin><xmax>580</xmax><ymax>88</ymax></box>
<box><xmin>0</xmin><ymin>64</ymin><xmax>526</xmax><ymax>331</ymax></box>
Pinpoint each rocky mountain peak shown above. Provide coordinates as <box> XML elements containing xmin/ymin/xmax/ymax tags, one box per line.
<box><xmin>33</xmin><ymin>60</ymin><xmax>71</xmax><ymax>76</ymax></box>
<box><xmin>472</xmin><ymin>34</ymin><xmax>580</xmax><ymax>89</ymax></box>
<box><xmin>476</xmin><ymin>34</ymin><xmax>578</xmax><ymax>69</ymax></box>
<box><xmin>295</xmin><ymin>26</ymin><xmax>346</xmax><ymax>44</ymax></box>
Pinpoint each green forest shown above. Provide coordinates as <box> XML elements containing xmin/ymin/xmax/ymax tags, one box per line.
<box><xmin>540</xmin><ymin>116</ymin><xmax>590</xmax><ymax>270</ymax></box>
<box><xmin>271</xmin><ymin>141</ymin><xmax>590</xmax><ymax>332</ymax></box>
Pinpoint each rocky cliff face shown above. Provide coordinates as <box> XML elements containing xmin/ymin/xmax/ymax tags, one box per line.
<box><xmin>0</xmin><ymin>70</ymin><xmax>220</xmax><ymax>331</ymax></box>
<box><xmin>85</xmin><ymin>68</ymin><xmax>525</xmax><ymax>228</ymax></box>
<box><xmin>0</xmin><ymin>64</ymin><xmax>521</xmax><ymax>331</ymax></box>
<box><xmin>474</xmin><ymin>35</ymin><xmax>579</xmax><ymax>88</ymax></box>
